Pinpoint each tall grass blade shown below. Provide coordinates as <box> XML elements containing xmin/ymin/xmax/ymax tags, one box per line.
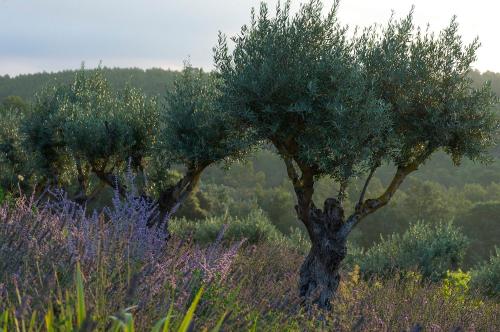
<box><xmin>75</xmin><ymin>262</ymin><xmax>86</xmax><ymax>329</ymax></box>
<box><xmin>178</xmin><ymin>287</ymin><xmax>204</xmax><ymax>332</ymax></box>
<box><xmin>151</xmin><ymin>304</ymin><xmax>174</xmax><ymax>332</ymax></box>
<box><xmin>44</xmin><ymin>305</ymin><xmax>54</xmax><ymax>332</ymax></box>
<box><xmin>211</xmin><ymin>310</ymin><xmax>230</xmax><ymax>332</ymax></box>
<box><xmin>0</xmin><ymin>310</ymin><xmax>8</xmax><ymax>332</ymax></box>
<box><xmin>110</xmin><ymin>307</ymin><xmax>136</xmax><ymax>332</ymax></box>
<box><xmin>28</xmin><ymin>311</ymin><xmax>37</xmax><ymax>332</ymax></box>
<box><xmin>249</xmin><ymin>315</ymin><xmax>258</xmax><ymax>332</ymax></box>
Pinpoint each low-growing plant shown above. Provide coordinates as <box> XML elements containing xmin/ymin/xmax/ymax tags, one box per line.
<box><xmin>471</xmin><ymin>247</ymin><xmax>500</xmax><ymax>298</ymax></box>
<box><xmin>170</xmin><ymin>209</ymin><xmax>281</xmax><ymax>245</ymax></box>
<box><xmin>0</xmin><ymin>181</ymin><xmax>245</xmax><ymax>331</ymax></box>
<box><xmin>169</xmin><ymin>208</ymin><xmax>311</xmax><ymax>254</ymax></box>
<box><xmin>442</xmin><ymin>269</ymin><xmax>472</xmax><ymax>304</ymax></box>
<box><xmin>346</xmin><ymin>222</ymin><xmax>469</xmax><ymax>281</ymax></box>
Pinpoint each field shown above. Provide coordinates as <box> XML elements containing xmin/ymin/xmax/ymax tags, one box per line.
<box><xmin>0</xmin><ymin>187</ymin><xmax>499</xmax><ymax>331</ymax></box>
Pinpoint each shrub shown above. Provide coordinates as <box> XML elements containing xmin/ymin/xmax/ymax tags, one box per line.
<box><xmin>256</xmin><ymin>184</ymin><xmax>298</xmax><ymax>235</ymax></box>
<box><xmin>441</xmin><ymin>269</ymin><xmax>471</xmax><ymax>303</ymax></box>
<box><xmin>347</xmin><ymin>222</ymin><xmax>469</xmax><ymax>281</ymax></box>
<box><xmin>169</xmin><ymin>208</ymin><xmax>311</xmax><ymax>254</ymax></box>
<box><xmin>454</xmin><ymin>201</ymin><xmax>500</xmax><ymax>266</ymax></box>
<box><xmin>471</xmin><ymin>247</ymin><xmax>500</xmax><ymax>298</ymax></box>
<box><xmin>170</xmin><ymin>209</ymin><xmax>282</xmax><ymax>245</ymax></box>
<box><xmin>0</xmin><ymin>185</ymin><xmax>244</xmax><ymax>330</ymax></box>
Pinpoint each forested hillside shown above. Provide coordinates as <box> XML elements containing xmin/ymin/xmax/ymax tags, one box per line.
<box><xmin>0</xmin><ymin>67</ymin><xmax>181</xmax><ymax>100</ymax></box>
<box><xmin>2</xmin><ymin>67</ymin><xmax>500</xmax><ymax>103</ymax></box>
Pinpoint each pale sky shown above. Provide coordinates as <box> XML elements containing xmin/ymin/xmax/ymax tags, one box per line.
<box><xmin>0</xmin><ymin>0</ymin><xmax>498</xmax><ymax>76</ymax></box>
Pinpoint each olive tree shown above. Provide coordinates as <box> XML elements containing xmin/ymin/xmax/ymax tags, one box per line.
<box><xmin>0</xmin><ymin>102</ymin><xmax>34</xmax><ymax>192</ymax></box>
<box><xmin>24</xmin><ymin>68</ymin><xmax>158</xmax><ymax>202</ymax></box>
<box><xmin>150</xmin><ymin>64</ymin><xmax>252</xmax><ymax>219</ymax></box>
<box><xmin>24</xmin><ymin>66</ymin><xmax>250</xmax><ymax>221</ymax></box>
<box><xmin>214</xmin><ymin>1</ymin><xmax>498</xmax><ymax>308</ymax></box>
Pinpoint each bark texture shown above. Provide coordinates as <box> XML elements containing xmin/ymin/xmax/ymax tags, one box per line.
<box><xmin>298</xmin><ymin>198</ymin><xmax>348</xmax><ymax>309</ymax></box>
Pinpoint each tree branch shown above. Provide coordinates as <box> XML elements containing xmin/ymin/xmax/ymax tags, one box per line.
<box><xmin>360</xmin><ymin>163</ymin><xmax>417</xmax><ymax>216</ymax></box>
<box><xmin>273</xmin><ymin>138</ymin><xmax>316</xmax><ymax>239</ymax></box>
<box><xmin>157</xmin><ymin>164</ymin><xmax>206</xmax><ymax>221</ymax></box>
<box><xmin>337</xmin><ymin>180</ymin><xmax>348</xmax><ymax>203</ymax></box>
<box><xmin>283</xmin><ymin>155</ymin><xmax>300</xmax><ymax>187</ymax></box>
<box><xmin>341</xmin><ymin>161</ymin><xmax>421</xmax><ymax>237</ymax></box>
<box><xmin>74</xmin><ymin>156</ymin><xmax>88</xmax><ymax>203</ymax></box>
<box><xmin>356</xmin><ymin>167</ymin><xmax>376</xmax><ymax>209</ymax></box>
<box><xmin>86</xmin><ymin>182</ymin><xmax>106</xmax><ymax>202</ymax></box>
<box><xmin>92</xmin><ymin>167</ymin><xmax>127</xmax><ymax>198</ymax></box>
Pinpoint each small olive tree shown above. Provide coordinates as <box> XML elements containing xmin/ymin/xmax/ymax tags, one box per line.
<box><xmin>24</xmin><ymin>68</ymin><xmax>158</xmax><ymax>202</ymax></box>
<box><xmin>0</xmin><ymin>100</ymin><xmax>34</xmax><ymax>192</ymax></box>
<box><xmin>214</xmin><ymin>1</ymin><xmax>498</xmax><ymax>308</ymax></box>
<box><xmin>151</xmin><ymin>64</ymin><xmax>252</xmax><ymax>218</ymax></box>
<box><xmin>24</xmin><ymin>66</ymin><xmax>251</xmax><ymax>220</ymax></box>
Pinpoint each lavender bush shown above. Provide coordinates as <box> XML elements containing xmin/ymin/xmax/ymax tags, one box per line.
<box><xmin>0</xmin><ymin>177</ymin><xmax>244</xmax><ymax>329</ymax></box>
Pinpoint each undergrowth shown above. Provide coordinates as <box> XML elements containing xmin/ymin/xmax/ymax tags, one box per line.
<box><xmin>0</xmin><ymin>191</ymin><xmax>498</xmax><ymax>331</ymax></box>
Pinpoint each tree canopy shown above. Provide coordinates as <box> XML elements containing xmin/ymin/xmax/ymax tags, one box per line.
<box><xmin>215</xmin><ymin>0</ymin><xmax>498</xmax><ymax>228</ymax></box>
<box><xmin>23</xmin><ymin>68</ymin><xmax>158</xmax><ymax>200</ymax></box>
<box><xmin>214</xmin><ymin>0</ymin><xmax>498</xmax><ymax>307</ymax></box>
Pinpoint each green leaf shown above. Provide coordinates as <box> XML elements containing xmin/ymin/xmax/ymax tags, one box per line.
<box><xmin>151</xmin><ymin>307</ymin><xmax>172</xmax><ymax>332</ymax></box>
<box><xmin>211</xmin><ymin>310</ymin><xmax>230</xmax><ymax>332</ymax></box>
<box><xmin>0</xmin><ymin>310</ymin><xmax>8</xmax><ymax>332</ymax></box>
<box><xmin>178</xmin><ymin>286</ymin><xmax>204</xmax><ymax>332</ymax></box>
<box><xmin>75</xmin><ymin>262</ymin><xmax>86</xmax><ymax>329</ymax></box>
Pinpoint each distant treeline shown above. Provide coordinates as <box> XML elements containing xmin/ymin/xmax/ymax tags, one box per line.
<box><xmin>0</xmin><ymin>67</ymin><xmax>182</xmax><ymax>101</ymax></box>
<box><xmin>1</xmin><ymin>67</ymin><xmax>499</xmax><ymax>103</ymax></box>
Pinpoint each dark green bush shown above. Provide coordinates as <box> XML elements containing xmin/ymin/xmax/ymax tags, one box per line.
<box><xmin>169</xmin><ymin>208</ymin><xmax>311</xmax><ymax>253</ymax></box>
<box><xmin>256</xmin><ymin>184</ymin><xmax>298</xmax><ymax>234</ymax></box>
<box><xmin>454</xmin><ymin>201</ymin><xmax>500</xmax><ymax>266</ymax></box>
<box><xmin>471</xmin><ymin>247</ymin><xmax>500</xmax><ymax>298</ymax></box>
<box><xmin>347</xmin><ymin>222</ymin><xmax>469</xmax><ymax>281</ymax></box>
<box><xmin>169</xmin><ymin>209</ymin><xmax>282</xmax><ymax>245</ymax></box>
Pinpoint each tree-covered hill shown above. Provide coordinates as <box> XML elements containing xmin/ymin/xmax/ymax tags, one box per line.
<box><xmin>1</xmin><ymin>67</ymin><xmax>499</xmax><ymax>103</ymax></box>
<box><xmin>0</xmin><ymin>67</ymin><xmax>181</xmax><ymax>101</ymax></box>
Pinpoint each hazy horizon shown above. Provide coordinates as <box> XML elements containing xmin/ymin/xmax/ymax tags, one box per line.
<box><xmin>1</xmin><ymin>0</ymin><xmax>499</xmax><ymax>76</ymax></box>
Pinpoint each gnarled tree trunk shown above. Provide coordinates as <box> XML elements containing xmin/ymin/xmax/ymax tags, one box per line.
<box><xmin>157</xmin><ymin>166</ymin><xmax>204</xmax><ymax>222</ymax></box>
<box><xmin>298</xmin><ymin>198</ymin><xmax>348</xmax><ymax>309</ymax></box>
<box><xmin>92</xmin><ymin>164</ymin><xmax>205</xmax><ymax>228</ymax></box>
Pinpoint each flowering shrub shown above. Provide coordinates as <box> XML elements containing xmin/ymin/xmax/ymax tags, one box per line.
<box><xmin>0</xmin><ymin>196</ymin><xmax>499</xmax><ymax>330</ymax></box>
<box><xmin>0</xmin><ymin>177</ymin><xmax>498</xmax><ymax>330</ymax></box>
<box><xmin>0</xmin><ymin>182</ymin><xmax>244</xmax><ymax>329</ymax></box>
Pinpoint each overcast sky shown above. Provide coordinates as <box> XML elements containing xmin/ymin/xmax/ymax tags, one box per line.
<box><xmin>0</xmin><ymin>0</ymin><xmax>498</xmax><ymax>76</ymax></box>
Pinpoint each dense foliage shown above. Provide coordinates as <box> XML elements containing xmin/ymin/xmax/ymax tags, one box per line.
<box><xmin>213</xmin><ymin>0</ymin><xmax>498</xmax><ymax>307</ymax></box>
<box><xmin>23</xmin><ymin>69</ymin><xmax>158</xmax><ymax>199</ymax></box>
<box><xmin>347</xmin><ymin>222</ymin><xmax>469</xmax><ymax>281</ymax></box>
<box><xmin>471</xmin><ymin>248</ymin><xmax>500</xmax><ymax>298</ymax></box>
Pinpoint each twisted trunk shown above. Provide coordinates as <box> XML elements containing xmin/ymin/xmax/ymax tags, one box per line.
<box><xmin>157</xmin><ymin>166</ymin><xmax>204</xmax><ymax>223</ymax></box>
<box><xmin>298</xmin><ymin>198</ymin><xmax>348</xmax><ymax>309</ymax></box>
<box><xmin>278</xmin><ymin>142</ymin><xmax>424</xmax><ymax>309</ymax></box>
<box><xmin>92</xmin><ymin>165</ymin><xmax>205</xmax><ymax>227</ymax></box>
